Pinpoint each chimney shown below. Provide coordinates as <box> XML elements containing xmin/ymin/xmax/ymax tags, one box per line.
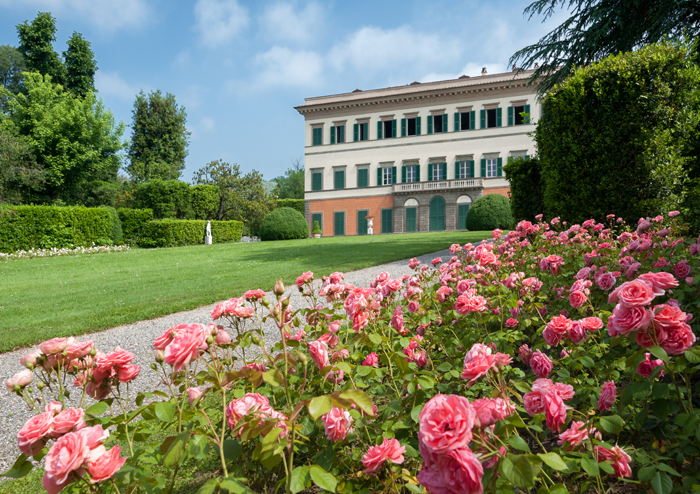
<box><xmin>481</xmin><ymin>67</ymin><xmax>487</xmax><ymax>75</ymax></box>
<box><xmin>534</xmin><ymin>62</ymin><xmax>539</xmax><ymax>69</ymax></box>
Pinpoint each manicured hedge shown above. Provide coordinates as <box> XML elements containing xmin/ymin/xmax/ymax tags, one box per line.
<box><xmin>139</xmin><ymin>219</ymin><xmax>243</xmax><ymax>248</ymax></box>
<box><xmin>465</xmin><ymin>194</ymin><xmax>514</xmax><ymax>231</ymax></box>
<box><xmin>191</xmin><ymin>184</ymin><xmax>219</xmax><ymax>220</ymax></box>
<box><xmin>259</xmin><ymin>207</ymin><xmax>308</xmax><ymax>241</ymax></box>
<box><xmin>275</xmin><ymin>199</ymin><xmax>304</xmax><ymax>215</ymax></box>
<box><xmin>118</xmin><ymin>208</ymin><xmax>154</xmax><ymax>245</ymax></box>
<box><xmin>503</xmin><ymin>156</ymin><xmax>544</xmax><ymax>222</ymax></box>
<box><xmin>0</xmin><ymin>205</ymin><xmax>112</xmax><ymax>253</ymax></box>
<box><xmin>98</xmin><ymin>206</ymin><xmax>123</xmax><ymax>244</ymax></box>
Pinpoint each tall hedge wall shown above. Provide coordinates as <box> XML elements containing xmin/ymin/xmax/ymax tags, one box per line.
<box><xmin>0</xmin><ymin>205</ymin><xmax>112</xmax><ymax>252</ymax></box>
<box><xmin>503</xmin><ymin>156</ymin><xmax>544</xmax><ymax>222</ymax></box>
<box><xmin>118</xmin><ymin>208</ymin><xmax>154</xmax><ymax>245</ymax></box>
<box><xmin>275</xmin><ymin>199</ymin><xmax>304</xmax><ymax>215</ymax></box>
<box><xmin>139</xmin><ymin>219</ymin><xmax>243</xmax><ymax>248</ymax></box>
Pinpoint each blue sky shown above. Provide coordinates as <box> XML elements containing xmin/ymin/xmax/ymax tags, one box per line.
<box><xmin>0</xmin><ymin>0</ymin><xmax>566</xmax><ymax>182</ymax></box>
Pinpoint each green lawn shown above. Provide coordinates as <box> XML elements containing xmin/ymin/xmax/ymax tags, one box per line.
<box><xmin>0</xmin><ymin>232</ymin><xmax>489</xmax><ymax>352</ymax></box>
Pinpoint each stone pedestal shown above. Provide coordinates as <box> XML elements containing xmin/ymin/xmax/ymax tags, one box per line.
<box><xmin>367</xmin><ymin>218</ymin><xmax>374</xmax><ymax>235</ymax></box>
<box><xmin>205</xmin><ymin>235</ymin><xmax>212</xmax><ymax>245</ymax></box>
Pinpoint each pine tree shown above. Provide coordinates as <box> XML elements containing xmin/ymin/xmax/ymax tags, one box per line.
<box><xmin>16</xmin><ymin>12</ymin><xmax>65</xmax><ymax>86</ymax></box>
<box><xmin>63</xmin><ymin>32</ymin><xmax>97</xmax><ymax>98</ymax></box>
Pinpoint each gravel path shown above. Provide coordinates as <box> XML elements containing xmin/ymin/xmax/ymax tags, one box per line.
<box><xmin>0</xmin><ymin>247</ymin><xmax>457</xmax><ymax>471</ymax></box>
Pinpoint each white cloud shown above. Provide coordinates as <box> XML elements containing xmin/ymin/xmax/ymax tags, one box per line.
<box><xmin>94</xmin><ymin>71</ymin><xmax>143</xmax><ymax>101</ymax></box>
<box><xmin>0</xmin><ymin>0</ymin><xmax>150</xmax><ymax>31</ymax></box>
<box><xmin>260</xmin><ymin>2</ymin><xmax>323</xmax><ymax>44</ymax></box>
<box><xmin>253</xmin><ymin>46</ymin><xmax>324</xmax><ymax>87</ymax></box>
<box><xmin>194</xmin><ymin>0</ymin><xmax>249</xmax><ymax>48</ymax></box>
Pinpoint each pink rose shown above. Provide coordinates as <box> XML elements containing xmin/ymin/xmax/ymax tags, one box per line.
<box><xmin>551</xmin><ymin>382</ymin><xmax>575</xmax><ymax>401</ymax></box>
<box><xmin>352</xmin><ymin>310</ymin><xmax>368</xmax><ymax>331</ymax></box>
<box><xmin>419</xmin><ymin>394</ymin><xmax>476</xmax><ymax>453</ymax></box>
<box><xmin>461</xmin><ymin>353</ymin><xmax>495</xmax><ymax>387</ymax></box>
<box><xmin>471</xmin><ymin>398</ymin><xmax>514</xmax><ymax>428</ymax></box>
<box><xmin>437</xmin><ymin>448</ymin><xmax>485</xmax><ymax>494</ymax></box>
<box><xmin>5</xmin><ymin>369</ymin><xmax>33</xmax><ymax>391</ymax></box>
<box><xmin>408</xmin><ymin>300</ymin><xmax>420</xmax><ymax>313</ymax></box>
<box><xmin>610</xmin><ymin>279</ymin><xmax>656</xmax><ymax>307</ymax></box>
<box><xmin>581</xmin><ymin>317</ymin><xmax>603</xmax><ymax>331</ymax></box>
<box><xmin>558</xmin><ymin>421</ymin><xmax>596</xmax><ymax>451</ymax></box>
<box><xmin>569</xmin><ymin>290</ymin><xmax>587</xmax><ymax>308</ymax></box>
<box><xmin>86</xmin><ymin>381</ymin><xmax>111</xmax><ymax>400</ymax></box>
<box><xmin>362</xmin><ymin>352</ymin><xmax>379</xmax><ymax>367</ymax></box>
<box><xmin>653</xmin><ymin>304</ymin><xmax>688</xmax><ymax>330</ymax></box>
<box><xmin>296</xmin><ymin>271</ymin><xmax>313</xmax><ymax>288</ymax></box>
<box><xmin>18</xmin><ymin>411</ymin><xmax>54</xmax><ymax>455</ymax></box>
<box><xmin>163</xmin><ymin>324</ymin><xmax>208</xmax><ymax>372</ymax></box>
<box><xmin>636</xmin><ymin>271</ymin><xmax>678</xmax><ymax>293</ymax></box>
<box><xmin>530</xmin><ymin>350</ymin><xmax>552</xmax><ymax>378</ymax></box>
<box><xmin>51</xmin><ymin>409</ymin><xmax>85</xmax><ymax>437</ymax></box>
<box><xmin>523</xmin><ymin>391</ymin><xmax>546</xmax><ymax>416</ymax></box>
<box><xmin>568</xmin><ymin>321</ymin><xmax>586</xmax><ymax>344</ymax></box>
<box><xmin>46</xmin><ymin>401</ymin><xmax>63</xmax><ymax>414</ymax></box>
<box><xmin>244</xmin><ymin>289</ymin><xmax>266</xmax><ymax>300</ymax></box>
<box><xmin>308</xmin><ymin>340</ymin><xmax>330</xmax><ymax>370</ymax></box>
<box><xmin>188</xmin><ymin>387</ymin><xmax>203</xmax><ymax>405</ymax></box>
<box><xmin>660</xmin><ymin>323</ymin><xmax>696</xmax><ymax>355</ymax></box>
<box><xmin>87</xmin><ymin>445</ymin><xmax>127</xmax><ymax>483</ymax></box>
<box><xmin>595</xmin><ymin>445</ymin><xmax>632</xmax><ymax>478</ymax></box>
<box><xmin>596</xmin><ymin>272</ymin><xmax>617</xmax><ymax>291</ymax></box>
<box><xmin>637</xmin><ymin>353</ymin><xmax>665</xmax><ymax>378</ymax></box>
<box><xmin>65</xmin><ymin>340</ymin><xmax>94</xmax><ymax>360</ymax></box>
<box><xmin>635</xmin><ymin>324</ymin><xmax>668</xmax><ymax>348</ymax></box>
<box><xmin>20</xmin><ymin>349</ymin><xmax>42</xmax><ymax>368</ymax></box>
<box><xmin>322</xmin><ymin>407</ymin><xmax>354</xmax><ymax>442</ymax></box>
<box><xmin>506</xmin><ymin>318</ymin><xmax>518</xmax><ymax>328</ymax></box>
<box><xmin>479</xmin><ymin>251</ymin><xmax>497</xmax><ymax>266</ymax></box>
<box><xmin>44</xmin><ymin>430</ymin><xmax>88</xmax><ymax>487</ymax></box>
<box><xmin>391</xmin><ymin>306</ymin><xmax>406</xmax><ymax>335</ymax></box>
<box><xmin>417</xmin><ymin>466</ymin><xmax>449</xmax><ymax>494</ymax></box>
<box><xmin>117</xmin><ymin>364</ymin><xmax>140</xmax><ymax>383</ymax></box>
<box><xmin>607</xmin><ymin>305</ymin><xmax>652</xmax><ymax>336</ymax></box>
<box><xmin>361</xmin><ymin>438</ymin><xmax>405</xmax><ymax>474</ymax></box>
<box><xmin>153</xmin><ymin>326</ymin><xmax>181</xmax><ymax>350</ymax></box>
<box><xmin>598</xmin><ymin>381</ymin><xmax>616</xmax><ymax>412</ymax></box>
<box><xmin>40</xmin><ymin>337</ymin><xmax>76</xmax><ymax>356</ymax></box>
<box><xmin>544</xmin><ymin>393</ymin><xmax>567</xmax><ymax>432</ymax></box>
<box><xmin>215</xmin><ymin>330</ymin><xmax>232</xmax><ymax>345</ymax></box>
<box><xmin>674</xmin><ymin>261</ymin><xmax>691</xmax><ymax>280</ymax></box>
<box><xmin>519</xmin><ymin>344</ymin><xmax>532</xmax><ymax>364</ymax></box>
<box><xmin>97</xmin><ymin>347</ymin><xmax>135</xmax><ymax>369</ymax></box>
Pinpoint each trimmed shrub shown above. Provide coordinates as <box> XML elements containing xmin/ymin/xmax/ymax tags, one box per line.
<box><xmin>191</xmin><ymin>184</ymin><xmax>219</xmax><ymax>220</ymax></box>
<box><xmin>465</xmin><ymin>194</ymin><xmax>514</xmax><ymax>231</ymax></box>
<box><xmin>139</xmin><ymin>219</ymin><xmax>243</xmax><ymax>248</ymax></box>
<box><xmin>118</xmin><ymin>208</ymin><xmax>154</xmax><ymax>245</ymax></box>
<box><xmin>133</xmin><ymin>179</ymin><xmax>192</xmax><ymax>219</ymax></box>
<box><xmin>0</xmin><ymin>205</ymin><xmax>112</xmax><ymax>252</ymax></box>
<box><xmin>98</xmin><ymin>206</ymin><xmax>123</xmax><ymax>244</ymax></box>
<box><xmin>503</xmin><ymin>156</ymin><xmax>544</xmax><ymax>222</ymax></box>
<box><xmin>275</xmin><ymin>199</ymin><xmax>304</xmax><ymax>215</ymax></box>
<box><xmin>259</xmin><ymin>207</ymin><xmax>308</xmax><ymax>241</ymax></box>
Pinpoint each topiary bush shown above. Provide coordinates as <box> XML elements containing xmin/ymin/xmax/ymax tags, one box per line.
<box><xmin>117</xmin><ymin>208</ymin><xmax>154</xmax><ymax>245</ymax></box>
<box><xmin>259</xmin><ymin>207</ymin><xmax>308</xmax><ymax>241</ymax></box>
<box><xmin>465</xmin><ymin>194</ymin><xmax>514</xmax><ymax>231</ymax></box>
<box><xmin>98</xmin><ymin>206</ymin><xmax>123</xmax><ymax>244</ymax></box>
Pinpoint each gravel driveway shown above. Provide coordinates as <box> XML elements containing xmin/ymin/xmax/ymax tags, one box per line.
<box><xmin>0</xmin><ymin>247</ymin><xmax>456</xmax><ymax>471</ymax></box>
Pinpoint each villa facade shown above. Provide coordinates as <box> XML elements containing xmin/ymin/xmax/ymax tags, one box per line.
<box><xmin>295</xmin><ymin>69</ymin><xmax>539</xmax><ymax>236</ymax></box>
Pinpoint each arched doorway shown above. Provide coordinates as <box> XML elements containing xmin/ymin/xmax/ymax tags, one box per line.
<box><xmin>429</xmin><ymin>197</ymin><xmax>445</xmax><ymax>231</ymax></box>
<box><xmin>456</xmin><ymin>195</ymin><xmax>472</xmax><ymax>230</ymax></box>
<box><xmin>404</xmin><ymin>198</ymin><xmax>418</xmax><ymax>232</ymax></box>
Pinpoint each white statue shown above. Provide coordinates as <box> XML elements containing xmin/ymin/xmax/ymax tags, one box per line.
<box><xmin>205</xmin><ymin>221</ymin><xmax>213</xmax><ymax>245</ymax></box>
<box><xmin>367</xmin><ymin>217</ymin><xmax>374</xmax><ymax>235</ymax></box>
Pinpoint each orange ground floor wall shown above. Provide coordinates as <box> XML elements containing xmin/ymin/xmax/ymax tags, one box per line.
<box><xmin>309</xmin><ymin>195</ymin><xmax>394</xmax><ymax>236</ymax></box>
<box><xmin>483</xmin><ymin>187</ymin><xmax>510</xmax><ymax>197</ymax></box>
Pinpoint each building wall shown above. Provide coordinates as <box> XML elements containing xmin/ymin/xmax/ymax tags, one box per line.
<box><xmin>309</xmin><ymin>194</ymin><xmax>394</xmax><ymax>236</ymax></box>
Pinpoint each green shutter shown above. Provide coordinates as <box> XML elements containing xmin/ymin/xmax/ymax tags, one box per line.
<box><xmin>401</xmin><ymin>118</ymin><xmax>406</xmax><ymax>137</ymax></box>
<box><xmin>401</xmin><ymin>166</ymin><xmax>407</xmax><ymax>183</ymax></box>
<box><xmin>427</xmin><ymin>115</ymin><xmax>433</xmax><ymax>134</ymax></box>
<box><xmin>330</xmin><ymin>126</ymin><xmax>335</xmax><ymax>144</ymax></box>
<box><xmin>334</xmin><ymin>212</ymin><xmax>345</xmax><ymax>236</ymax></box>
<box><xmin>428</xmin><ymin>163</ymin><xmax>433</xmax><ymax>181</ymax></box>
<box><xmin>508</xmin><ymin>106</ymin><xmax>514</xmax><ymax>126</ymax></box>
<box><xmin>496</xmin><ymin>107</ymin><xmax>502</xmax><ymax>127</ymax></box>
<box><xmin>416</xmin><ymin>164</ymin><xmax>421</xmax><ymax>182</ymax></box>
<box><xmin>455</xmin><ymin>161</ymin><xmax>460</xmax><ymax>179</ymax></box>
<box><xmin>442</xmin><ymin>163</ymin><xmax>447</xmax><ymax>179</ymax></box>
<box><xmin>392</xmin><ymin>166</ymin><xmax>397</xmax><ymax>184</ymax></box>
<box><xmin>524</xmin><ymin>104</ymin><xmax>530</xmax><ymax>123</ymax></box>
<box><xmin>470</xmin><ymin>160</ymin><xmax>475</xmax><ymax>178</ymax></box>
<box><xmin>363</xmin><ymin>122</ymin><xmax>368</xmax><ymax>140</ymax></box>
<box><xmin>481</xmin><ymin>159</ymin><xmax>486</xmax><ymax>177</ymax></box>
<box><xmin>416</xmin><ymin>116</ymin><xmax>421</xmax><ymax>135</ymax></box>
<box><xmin>525</xmin><ymin>155</ymin><xmax>530</xmax><ymax>159</ymax></box>
<box><xmin>358</xmin><ymin>168</ymin><xmax>368</xmax><ymax>187</ymax></box>
<box><xmin>497</xmin><ymin>157</ymin><xmax>503</xmax><ymax>177</ymax></box>
<box><xmin>480</xmin><ymin>110</ymin><xmax>486</xmax><ymax>129</ymax></box>
<box><xmin>391</xmin><ymin>119</ymin><xmax>397</xmax><ymax>138</ymax></box>
<box><xmin>454</xmin><ymin>112</ymin><xmax>460</xmax><ymax>132</ymax></box>
<box><xmin>458</xmin><ymin>204</ymin><xmax>469</xmax><ymax>230</ymax></box>
<box><xmin>339</xmin><ymin>125</ymin><xmax>345</xmax><ymax>143</ymax></box>
<box><xmin>406</xmin><ymin>207</ymin><xmax>416</xmax><ymax>232</ymax></box>
<box><xmin>377</xmin><ymin>121</ymin><xmax>383</xmax><ymax>139</ymax></box>
<box><xmin>470</xmin><ymin>111</ymin><xmax>475</xmax><ymax>130</ymax></box>
<box><xmin>353</xmin><ymin>123</ymin><xmax>359</xmax><ymax>142</ymax></box>
<box><xmin>377</xmin><ymin>167</ymin><xmax>382</xmax><ymax>186</ymax></box>
<box><xmin>312</xmin><ymin>172</ymin><xmax>322</xmax><ymax>191</ymax></box>
<box><xmin>382</xmin><ymin>209</ymin><xmax>393</xmax><ymax>234</ymax></box>
<box><xmin>442</xmin><ymin>114</ymin><xmax>448</xmax><ymax>132</ymax></box>
<box><xmin>357</xmin><ymin>210</ymin><xmax>368</xmax><ymax>235</ymax></box>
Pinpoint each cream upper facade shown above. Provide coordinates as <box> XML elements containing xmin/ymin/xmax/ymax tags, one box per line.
<box><xmin>295</xmin><ymin>69</ymin><xmax>539</xmax><ymax>236</ymax></box>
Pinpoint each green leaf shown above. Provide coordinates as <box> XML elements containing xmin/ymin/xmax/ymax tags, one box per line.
<box><xmin>410</xmin><ymin>404</ymin><xmax>424</xmax><ymax>423</ymax></box>
<box><xmin>651</xmin><ymin>471</ymin><xmax>673</xmax><ymax>494</ymax></box>
<box><xmin>309</xmin><ymin>465</ymin><xmax>338</xmax><ymax>492</ymax></box>
<box><xmin>262</xmin><ymin>369</ymin><xmax>285</xmax><ymax>387</ymax></box>
<box><xmin>580</xmin><ymin>457</ymin><xmax>600</xmax><ymax>476</ymax></box>
<box><xmin>684</xmin><ymin>347</ymin><xmax>700</xmax><ymax>364</ymax></box>
<box><xmin>187</xmin><ymin>434</ymin><xmax>209</xmax><ymax>460</ymax></box>
<box><xmin>196</xmin><ymin>478</ymin><xmax>219</xmax><ymax>494</ymax></box>
<box><xmin>162</xmin><ymin>433</ymin><xmax>188</xmax><ymax>467</ymax></box>
<box><xmin>308</xmin><ymin>395</ymin><xmax>332</xmax><ymax>420</ymax></box>
<box><xmin>223</xmin><ymin>439</ymin><xmax>242</xmax><ymax>461</ymax></box>
<box><xmin>290</xmin><ymin>466</ymin><xmax>310</xmax><ymax>494</ymax></box>
<box><xmin>598</xmin><ymin>461</ymin><xmax>615</xmax><ymax>475</ymax></box>
<box><xmin>538</xmin><ymin>452</ymin><xmax>568</xmax><ymax>471</ymax></box>
<box><xmin>355</xmin><ymin>365</ymin><xmax>372</xmax><ymax>377</ymax></box>
<box><xmin>499</xmin><ymin>455</ymin><xmax>535</xmax><ymax>488</ymax></box>
<box><xmin>219</xmin><ymin>478</ymin><xmax>256</xmax><ymax>494</ymax></box>
<box><xmin>154</xmin><ymin>402</ymin><xmax>176</xmax><ymax>423</ymax></box>
<box><xmin>637</xmin><ymin>465</ymin><xmax>657</xmax><ymax>482</ymax></box>
<box><xmin>1</xmin><ymin>454</ymin><xmax>33</xmax><ymax>479</ymax></box>
<box><xmin>335</xmin><ymin>362</ymin><xmax>351</xmax><ymax>373</ymax></box>
<box><xmin>338</xmin><ymin>389</ymin><xmax>374</xmax><ymax>417</ymax></box>
<box><xmin>580</xmin><ymin>356</ymin><xmax>595</xmax><ymax>368</ymax></box>
<box><xmin>436</xmin><ymin>362</ymin><xmax>452</xmax><ymax>372</ymax></box>
<box><xmin>549</xmin><ymin>484</ymin><xmax>569</xmax><ymax>494</ymax></box>
<box><xmin>656</xmin><ymin>463</ymin><xmax>681</xmax><ymax>476</ymax></box>
<box><xmin>598</xmin><ymin>415</ymin><xmax>624</xmax><ymax>434</ymax></box>
<box><xmin>368</xmin><ymin>333</ymin><xmax>382</xmax><ymax>345</ymax></box>
<box><xmin>86</xmin><ymin>401</ymin><xmax>109</xmax><ymax>416</ymax></box>
<box><xmin>508</xmin><ymin>435</ymin><xmax>532</xmax><ymax>453</ymax></box>
<box><xmin>648</xmin><ymin>346</ymin><xmax>668</xmax><ymax>363</ymax></box>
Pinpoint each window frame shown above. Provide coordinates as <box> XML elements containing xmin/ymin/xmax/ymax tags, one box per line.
<box><xmin>357</xmin><ymin>167</ymin><xmax>369</xmax><ymax>188</ymax></box>
<box><xmin>406</xmin><ymin>165</ymin><xmax>417</xmax><ymax>183</ymax></box>
<box><xmin>486</xmin><ymin>158</ymin><xmax>498</xmax><ymax>178</ymax></box>
<box><xmin>381</xmin><ymin>208</ymin><xmax>393</xmax><ymax>234</ymax></box>
<box><xmin>334</xmin><ymin>168</ymin><xmax>346</xmax><ymax>190</ymax></box>
<box><xmin>382</xmin><ymin>167</ymin><xmax>393</xmax><ymax>186</ymax></box>
<box><xmin>312</xmin><ymin>127</ymin><xmax>323</xmax><ymax>146</ymax></box>
<box><xmin>311</xmin><ymin>170</ymin><xmax>323</xmax><ymax>191</ymax></box>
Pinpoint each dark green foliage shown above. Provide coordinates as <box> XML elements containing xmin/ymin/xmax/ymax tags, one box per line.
<box><xmin>275</xmin><ymin>199</ymin><xmax>304</xmax><ymax>215</ymax></box>
<box><xmin>0</xmin><ymin>205</ymin><xmax>112</xmax><ymax>252</ymax></box>
<box><xmin>127</xmin><ymin>90</ymin><xmax>190</xmax><ymax>182</ymax></box>
<box><xmin>274</xmin><ymin>159</ymin><xmax>304</xmax><ymax>199</ymax></box>
<box><xmin>117</xmin><ymin>208</ymin><xmax>153</xmax><ymax>245</ymax></box>
<box><xmin>0</xmin><ymin>131</ymin><xmax>44</xmax><ymax>204</ymax></box>
<box><xmin>0</xmin><ymin>45</ymin><xmax>26</xmax><ymax>95</ymax></box>
<box><xmin>139</xmin><ymin>219</ymin><xmax>243</xmax><ymax>248</ymax></box>
<box><xmin>503</xmin><ymin>157</ymin><xmax>544</xmax><ymax>222</ymax></box>
<box><xmin>98</xmin><ymin>205</ymin><xmax>122</xmax><ymax>244</ymax></box>
<box><xmin>311</xmin><ymin>221</ymin><xmax>322</xmax><ymax>234</ymax></box>
<box><xmin>16</xmin><ymin>12</ymin><xmax>65</xmax><ymax>86</ymax></box>
<box><xmin>62</xmin><ymin>32</ymin><xmax>97</xmax><ymax>99</ymax></box>
<box><xmin>511</xmin><ymin>0</ymin><xmax>700</xmax><ymax>94</ymax></box>
<box><xmin>259</xmin><ymin>207</ymin><xmax>308</xmax><ymax>241</ymax></box>
<box><xmin>536</xmin><ymin>42</ymin><xmax>700</xmax><ymax>223</ymax></box>
<box><xmin>191</xmin><ymin>184</ymin><xmax>218</xmax><ymax>220</ymax></box>
<box><xmin>133</xmin><ymin>179</ymin><xmax>192</xmax><ymax>219</ymax></box>
<box><xmin>83</xmin><ymin>180</ymin><xmax>119</xmax><ymax>207</ymax></box>
<box><xmin>465</xmin><ymin>194</ymin><xmax>514</xmax><ymax>231</ymax></box>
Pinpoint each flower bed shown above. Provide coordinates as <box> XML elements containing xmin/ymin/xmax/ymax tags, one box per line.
<box><xmin>0</xmin><ymin>244</ymin><xmax>130</xmax><ymax>261</ymax></box>
<box><xmin>4</xmin><ymin>212</ymin><xmax>700</xmax><ymax>494</ymax></box>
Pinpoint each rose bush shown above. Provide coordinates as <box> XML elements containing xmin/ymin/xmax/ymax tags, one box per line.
<box><xmin>3</xmin><ymin>211</ymin><xmax>700</xmax><ymax>493</ymax></box>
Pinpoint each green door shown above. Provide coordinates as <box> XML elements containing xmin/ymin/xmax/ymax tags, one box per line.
<box><xmin>357</xmin><ymin>209</ymin><xmax>368</xmax><ymax>235</ymax></box>
<box><xmin>405</xmin><ymin>207</ymin><xmax>417</xmax><ymax>232</ymax></box>
<box><xmin>381</xmin><ymin>209</ymin><xmax>393</xmax><ymax>233</ymax></box>
<box><xmin>311</xmin><ymin>213</ymin><xmax>323</xmax><ymax>234</ymax></box>
<box><xmin>429</xmin><ymin>197</ymin><xmax>446</xmax><ymax>231</ymax></box>
<box><xmin>334</xmin><ymin>212</ymin><xmax>345</xmax><ymax>236</ymax></box>
<box><xmin>458</xmin><ymin>204</ymin><xmax>469</xmax><ymax>230</ymax></box>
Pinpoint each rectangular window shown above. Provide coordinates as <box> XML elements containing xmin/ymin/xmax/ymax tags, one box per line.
<box><xmin>311</xmin><ymin>213</ymin><xmax>322</xmax><ymax>234</ymax></box>
<box><xmin>357</xmin><ymin>168</ymin><xmax>368</xmax><ymax>188</ymax></box>
<box><xmin>433</xmin><ymin>115</ymin><xmax>444</xmax><ymax>133</ymax></box>
<box><xmin>459</xmin><ymin>161</ymin><xmax>468</xmax><ymax>179</ymax></box>
<box><xmin>458</xmin><ymin>205</ymin><xmax>469</xmax><ymax>230</ymax></box>
<box><xmin>486</xmin><ymin>158</ymin><xmax>498</xmax><ymax>178</ymax></box>
<box><xmin>428</xmin><ymin>114</ymin><xmax>447</xmax><ymax>134</ymax></box>
<box><xmin>330</xmin><ymin>125</ymin><xmax>345</xmax><ymax>144</ymax></box>
<box><xmin>312</xmin><ymin>127</ymin><xmax>322</xmax><ymax>146</ymax></box>
<box><xmin>433</xmin><ymin>163</ymin><xmax>445</xmax><ymax>181</ymax></box>
<box><xmin>382</xmin><ymin>167</ymin><xmax>392</xmax><ymax>186</ymax></box>
<box><xmin>406</xmin><ymin>165</ymin><xmax>417</xmax><ymax>183</ymax></box>
<box><xmin>487</xmin><ymin>109</ymin><xmax>497</xmax><ymax>128</ymax></box>
<box><xmin>334</xmin><ymin>169</ymin><xmax>345</xmax><ymax>189</ymax></box>
<box><xmin>312</xmin><ymin>171</ymin><xmax>322</xmax><ymax>191</ymax></box>
<box><xmin>457</xmin><ymin>111</ymin><xmax>475</xmax><ymax>130</ymax></box>
<box><xmin>382</xmin><ymin>119</ymin><xmax>396</xmax><ymax>138</ymax></box>
<box><xmin>381</xmin><ymin>208</ymin><xmax>393</xmax><ymax>234</ymax></box>
<box><xmin>407</xmin><ymin>118</ymin><xmax>416</xmax><ymax>136</ymax></box>
<box><xmin>359</xmin><ymin>122</ymin><xmax>368</xmax><ymax>140</ymax></box>
<box><xmin>334</xmin><ymin>211</ymin><xmax>345</xmax><ymax>236</ymax></box>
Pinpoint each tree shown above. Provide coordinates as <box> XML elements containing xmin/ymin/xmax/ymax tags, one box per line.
<box><xmin>0</xmin><ymin>45</ymin><xmax>26</xmax><ymax>95</ymax></box>
<box><xmin>273</xmin><ymin>158</ymin><xmax>304</xmax><ymax>199</ymax></box>
<box><xmin>63</xmin><ymin>32</ymin><xmax>97</xmax><ymax>98</ymax></box>
<box><xmin>193</xmin><ymin>160</ymin><xmax>275</xmax><ymax>234</ymax></box>
<box><xmin>127</xmin><ymin>90</ymin><xmax>190</xmax><ymax>182</ymax></box>
<box><xmin>0</xmin><ymin>72</ymin><xmax>125</xmax><ymax>203</ymax></box>
<box><xmin>0</xmin><ymin>130</ymin><xmax>44</xmax><ymax>204</ymax></box>
<box><xmin>16</xmin><ymin>12</ymin><xmax>65</xmax><ymax>86</ymax></box>
<box><xmin>510</xmin><ymin>0</ymin><xmax>700</xmax><ymax>94</ymax></box>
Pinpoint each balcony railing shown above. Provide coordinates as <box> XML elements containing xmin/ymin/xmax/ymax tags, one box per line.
<box><xmin>393</xmin><ymin>178</ymin><xmax>483</xmax><ymax>193</ymax></box>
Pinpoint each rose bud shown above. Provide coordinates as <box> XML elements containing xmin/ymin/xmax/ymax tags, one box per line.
<box><xmin>274</xmin><ymin>280</ymin><xmax>285</xmax><ymax>296</ymax></box>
